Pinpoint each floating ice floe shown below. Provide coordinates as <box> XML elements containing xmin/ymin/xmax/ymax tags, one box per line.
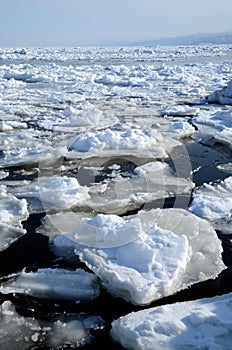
<box><xmin>36</xmin><ymin>211</ymin><xmax>94</xmax><ymax>240</ymax></box>
<box><xmin>133</xmin><ymin>116</ymin><xmax>196</xmax><ymax>140</ymax></box>
<box><xmin>0</xmin><ymin>145</ymin><xmax>67</xmax><ymax>168</ymax></box>
<box><xmin>159</xmin><ymin>104</ymin><xmax>200</xmax><ymax>117</ymax></box>
<box><xmin>161</xmin><ymin>118</ymin><xmax>196</xmax><ymax>139</ymax></box>
<box><xmin>12</xmin><ymin>176</ymin><xmax>90</xmax><ymax>213</ymax></box>
<box><xmin>0</xmin><ymin>120</ymin><xmax>27</xmax><ymax>131</ymax></box>
<box><xmin>0</xmin><ymin>300</ymin><xmax>104</xmax><ymax>349</ymax></box>
<box><xmin>111</xmin><ymin>292</ymin><xmax>232</xmax><ymax>350</ymax></box>
<box><xmin>189</xmin><ymin>176</ymin><xmax>232</xmax><ymax>233</ymax></box>
<box><xmin>38</xmin><ymin>101</ymin><xmax>119</xmax><ymax>133</ymax></box>
<box><xmin>192</xmin><ymin>108</ymin><xmax>232</xmax><ymax>151</ymax></box>
<box><xmin>0</xmin><ymin>171</ymin><xmax>9</xmax><ymax>180</ymax></box>
<box><xmin>0</xmin><ymin>268</ymin><xmax>100</xmax><ymax>302</ymax></box>
<box><xmin>0</xmin><ymin>128</ymin><xmax>67</xmax><ymax>168</ymax></box>
<box><xmin>86</xmin><ymin>161</ymin><xmax>194</xmax><ymax>214</ymax></box>
<box><xmin>66</xmin><ymin>126</ymin><xmax>180</xmax><ymax>160</ymax></box>
<box><xmin>53</xmin><ymin>209</ymin><xmax>225</xmax><ymax>305</ymax></box>
<box><xmin>217</xmin><ymin>162</ymin><xmax>232</xmax><ymax>174</ymax></box>
<box><xmin>3</xmin><ymin>65</ymin><xmax>51</xmax><ymax>83</ymax></box>
<box><xmin>0</xmin><ymin>185</ymin><xmax>29</xmax><ymax>251</ymax></box>
<box><xmin>206</xmin><ymin>79</ymin><xmax>232</xmax><ymax>105</ymax></box>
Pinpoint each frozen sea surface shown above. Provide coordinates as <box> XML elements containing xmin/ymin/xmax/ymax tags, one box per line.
<box><xmin>0</xmin><ymin>45</ymin><xmax>232</xmax><ymax>348</ymax></box>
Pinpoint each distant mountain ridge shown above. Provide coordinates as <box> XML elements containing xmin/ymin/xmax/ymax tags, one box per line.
<box><xmin>136</xmin><ymin>32</ymin><xmax>232</xmax><ymax>46</ymax></box>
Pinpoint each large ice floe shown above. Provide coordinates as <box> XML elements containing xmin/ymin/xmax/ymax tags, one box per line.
<box><xmin>52</xmin><ymin>209</ymin><xmax>226</xmax><ymax>306</ymax></box>
<box><xmin>205</xmin><ymin>79</ymin><xmax>232</xmax><ymax>105</ymax></box>
<box><xmin>0</xmin><ymin>185</ymin><xmax>29</xmax><ymax>251</ymax></box>
<box><xmin>110</xmin><ymin>292</ymin><xmax>232</xmax><ymax>350</ymax></box>
<box><xmin>0</xmin><ymin>300</ymin><xmax>104</xmax><ymax>349</ymax></box>
<box><xmin>66</xmin><ymin>125</ymin><xmax>180</xmax><ymax>160</ymax></box>
<box><xmin>0</xmin><ymin>268</ymin><xmax>100</xmax><ymax>302</ymax></box>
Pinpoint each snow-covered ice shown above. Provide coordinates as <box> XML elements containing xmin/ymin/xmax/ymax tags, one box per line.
<box><xmin>0</xmin><ymin>300</ymin><xmax>104</xmax><ymax>349</ymax></box>
<box><xmin>36</xmin><ymin>211</ymin><xmax>94</xmax><ymax>239</ymax></box>
<box><xmin>0</xmin><ymin>268</ymin><xmax>100</xmax><ymax>302</ymax></box>
<box><xmin>0</xmin><ymin>185</ymin><xmax>28</xmax><ymax>226</ymax></box>
<box><xmin>66</xmin><ymin>126</ymin><xmax>180</xmax><ymax>160</ymax></box>
<box><xmin>192</xmin><ymin>108</ymin><xmax>232</xmax><ymax>151</ymax></box>
<box><xmin>53</xmin><ymin>209</ymin><xmax>225</xmax><ymax>305</ymax></box>
<box><xmin>111</xmin><ymin>292</ymin><xmax>232</xmax><ymax>350</ymax></box>
<box><xmin>11</xmin><ymin>176</ymin><xmax>90</xmax><ymax>213</ymax></box>
<box><xmin>38</xmin><ymin>101</ymin><xmax>119</xmax><ymax>133</ymax></box>
<box><xmin>0</xmin><ymin>128</ymin><xmax>67</xmax><ymax>168</ymax></box>
<box><xmin>159</xmin><ymin>104</ymin><xmax>200</xmax><ymax>117</ymax></box>
<box><xmin>189</xmin><ymin>176</ymin><xmax>232</xmax><ymax>233</ymax></box>
<box><xmin>0</xmin><ymin>185</ymin><xmax>29</xmax><ymax>250</ymax></box>
<box><xmin>206</xmin><ymin>79</ymin><xmax>232</xmax><ymax>105</ymax></box>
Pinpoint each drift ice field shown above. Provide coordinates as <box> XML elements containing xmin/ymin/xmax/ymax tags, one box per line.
<box><xmin>0</xmin><ymin>45</ymin><xmax>232</xmax><ymax>349</ymax></box>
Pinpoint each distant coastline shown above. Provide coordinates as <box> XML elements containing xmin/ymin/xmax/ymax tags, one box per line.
<box><xmin>103</xmin><ymin>31</ymin><xmax>232</xmax><ymax>46</ymax></box>
<box><xmin>132</xmin><ymin>31</ymin><xmax>232</xmax><ymax>46</ymax></box>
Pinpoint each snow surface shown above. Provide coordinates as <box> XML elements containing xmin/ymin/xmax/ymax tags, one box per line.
<box><xmin>53</xmin><ymin>209</ymin><xmax>225</xmax><ymax>305</ymax></box>
<box><xmin>0</xmin><ymin>300</ymin><xmax>103</xmax><ymax>349</ymax></box>
<box><xmin>111</xmin><ymin>292</ymin><xmax>232</xmax><ymax>350</ymax></box>
<box><xmin>0</xmin><ymin>268</ymin><xmax>100</xmax><ymax>302</ymax></box>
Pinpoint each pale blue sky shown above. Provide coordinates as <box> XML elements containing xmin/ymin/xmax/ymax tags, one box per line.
<box><xmin>1</xmin><ymin>0</ymin><xmax>232</xmax><ymax>46</ymax></box>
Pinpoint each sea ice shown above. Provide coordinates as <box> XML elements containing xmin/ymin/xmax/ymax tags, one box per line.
<box><xmin>189</xmin><ymin>176</ymin><xmax>232</xmax><ymax>222</ymax></box>
<box><xmin>36</xmin><ymin>211</ymin><xmax>94</xmax><ymax>239</ymax></box>
<box><xmin>192</xmin><ymin>108</ymin><xmax>232</xmax><ymax>151</ymax></box>
<box><xmin>111</xmin><ymin>292</ymin><xmax>232</xmax><ymax>350</ymax></box>
<box><xmin>0</xmin><ymin>144</ymin><xmax>67</xmax><ymax>168</ymax></box>
<box><xmin>206</xmin><ymin>79</ymin><xmax>232</xmax><ymax>105</ymax></box>
<box><xmin>217</xmin><ymin>162</ymin><xmax>232</xmax><ymax>174</ymax></box>
<box><xmin>0</xmin><ymin>184</ymin><xmax>29</xmax><ymax>250</ymax></box>
<box><xmin>0</xmin><ymin>300</ymin><xmax>104</xmax><ymax>349</ymax></box>
<box><xmin>0</xmin><ymin>267</ymin><xmax>100</xmax><ymax>302</ymax></box>
<box><xmin>12</xmin><ymin>176</ymin><xmax>90</xmax><ymax>213</ymax></box>
<box><xmin>38</xmin><ymin>101</ymin><xmax>119</xmax><ymax>133</ymax></box>
<box><xmin>0</xmin><ymin>171</ymin><xmax>9</xmax><ymax>180</ymax></box>
<box><xmin>86</xmin><ymin>161</ymin><xmax>194</xmax><ymax>214</ymax></box>
<box><xmin>0</xmin><ymin>185</ymin><xmax>29</xmax><ymax>249</ymax></box>
<box><xmin>159</xmin><ymin>104</ymin><xmax>200</xmax><ymax>117</ymax></box>
<box><xmin>66</xmin><ymin>126</ymin><xmax>180</xmax><ymax>160</ymax></box>
<box><xmin>0</xmin><ymin>127</ymin><xmax>67</xmax><ymax>168</ymax></box>
<box><xmin>53</xmin><ymin>209</ymin><xmax>225</xmax><ymax>305</ymax></box>
<box><xmin>0</xmin><ymin>120</ymin><xmax>27</xmax><ymax>131</ymax></box>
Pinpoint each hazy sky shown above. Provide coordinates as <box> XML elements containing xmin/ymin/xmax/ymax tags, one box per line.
<box><xmin>1</xmin><ymin>0</ymin><xmax>232</xmax><ymax>46</ymax></box>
